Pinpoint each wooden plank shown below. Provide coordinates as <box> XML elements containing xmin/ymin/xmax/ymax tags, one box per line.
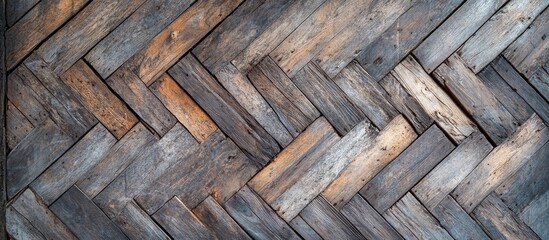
<box><xmin>431</xmin><ymin>196</ymin><xmax>490</xmax><ymax>240</ymax></box>
<box><xmin>504</xmin><ymin>8</ymin><xmax>549</xmax><ymax>78</ymax></box>
<box><xmin>249</xmin><ymin>117</ymin><xmax>340</xmax><ymax>204</ymax></box>
<box><xmin>5</xmin><ymin>0</ymin><xmax>88</xmax><ymax>70</ymax></box>
<box><xmin>30</xmin><ymin>124</ymin><xmax>116</xmax><ymax>205</ymax></box>
<box><xmin>6</xmin><ymin>0</ymin><xmax>39</xmax><ymax>26</ymax></box>
<box><xmin>458</xmin><ymin>0</ymin><xmax>548</xmax><ymax>73</ymax></box>
<box><xmin>289</xmin><ymin>216</ymin><xmax>323</xmax><ymax>240</ymax></box>
<box><xmin>106</xmin><ymin>66</ymin><xmax>176</xmax><ymax>136</ymax></box>
<box><xmin>50</xmin><ymin>186</ymin><xmax>127</xmax><ymax>239</ymax></box>
<box><xmin>520</xmin><ymin>190</ymin><xmax>549</xmax><ymax>239</ymax></box>
<box><xmin>384</xmin><ymin>193</ymin><xmax>453</xmax><ymax>240</ymax></box>
<box><xmin>270</xmin><ymin>120</ymin><xmax>378</xmax><ymax>221</ymax></box>
<box><xmin>412</xmin><ymin>132</ymin><xmax>493</xmax><ymax>210</ymax></box>
<box><xmin>61</xmin><ymin>60</ymin><xmax>138</xmax><ymax>139</ymax></box>
<box><xmin>6</xmin><ymin>206</ymin><xmax>45</xmax><ymax>240</ymax></box>
<box><xmin>149</xmin><ymin>73</ymin><xmax>217</xmax><ymax>143</ymax></box>
<box><xmin>6</xmin><ymin>66</ymin><xmax>49</xmax><ymax>126</ymax></box>
<box><xmin>379</xmin><ymin>73</ymin><xmax>433</xmax><ymax>133</ymax></box>
<box><xmin>94</xmin><ymin>124</ymin><xmax>198</xmax><ymax>218</ymax></box>
<box><xmin>232</xmin><ymin>0</ymin><xmax>326</xmax><ymax>73</ymax></box>
<box><xmin>114</xmin><ymin>201</ymin><xmax>170</xmax><ymax>240</ymax></box>
<box><xmin>341</xmin><ymin>194</ymin><xmax>402</xmax><ymax>239</ymax></box>
<box><xmin>360</xmin><ymin>124</ymin><xmax>453</xmax><ymax>212</ymax></box>
<box><xmin>292</xmin><ymin>62</ymin><xmax>365</xmax><ymax>135</ymax></box>
<box><xmin>6</xmin><ymin>119</ymin><xmax>74</xmax><ymax>198</ymax></box>
<box><xmin>453</xmin><ymin>114</ymin><xmax>549</xmax><ymax>212</ymax></box>
<box><xmin>6</xmin><ymin>101</ymin><xmax>33</xmax><ymax>149</ymax></box>
<box><xmin>85</xmin><ymin>0</ymin><xmax>195</xmax><ymax>78</ymax></box>
<box><xmin>413</xmin><ymin>0</ymin><xmax>507</xmax><ymax>72</ymax></box>
<box><xmin>333</xmin><ymin>61</ymin><xmax>399</xmax><ymax>129</ymax></box>
<box><xmin>136</xmin><ymin>130</ymin><xmax>258</xmax><ymax>214</ymax></box>
<box><xmin>224</xmin><ymin>186</ymin><xmax>300</xmax><ymax>239</ymax></box>
<box><xmin>472</xmin><ymin>193</ymin><xmax>540</xmax><ymax>239</ymax></box>
<box><xmin>153</xmin><ymin>197</ymin><xmax>213</xmax><ymax>239</ymax></box>
<box><xmin>433</xmin><ymin>54</ymin><xmax>518</xmax><ymax>144</ymax></box>
<box><xmin>215</xmin><ymin>63</ymin><xmax>293</xmax><ymax>146</ymax></box>
<box><xmin>35</xmin><ymin>0</ymin><xmax>146</xmax><ymax>75</ymax></box>
<box><xmin>169</xmin><ymin>54</ymin><xmax>279</xmax><ymax>166</ymax></box>
<box><xmin>529</xmin><ymin>68</ymin><xmax>549</xmax><ymax>101</ymax></box>
<box><xmin>12</xmin><ymin>189</ymin><xmax>76</xmax><ymax>240</ymax></box>
<box><xmin>392</xmin><ymin>56</ymin><xmax>476</xmax><ymax>143</ymax></box>
<box><xmin>76</xmin><ymin>123</ymin><xmax>156</xmax><ymax>198</ymax></box>
<box><xmin>299</xmin><ymin>196</ymin><xmax>366</xmax><ymax>240</ymax></box>
<box><xmin>193</xmin><ymin>196</ymin><xmax>251</xmax><ymax>240</ymax></box>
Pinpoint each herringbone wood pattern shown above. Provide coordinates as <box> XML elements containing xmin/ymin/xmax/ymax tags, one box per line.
<box><xmin>5</xmin><ymin>0</ymin><xmax>549</xmax><ymax>239</ymax></box>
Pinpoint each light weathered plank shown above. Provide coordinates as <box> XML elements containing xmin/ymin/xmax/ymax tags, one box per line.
<box><xmin>413</xmin><ymin>0</ymin><xmax>507</xmax><ymax>72</ymax></box>
<box><xmin>31</xmin><ymin>124</ymin><xmax>116</xmax><ymax>205</ymax></box>
<box><xmin>433</xmin><ymin>54</ymin><xmax>518</xmax><ymax>144</ymax></box>
<box><xmin>458</xmin><ymin>0</ymin><xmax>548</xmax><ymax>73</ymax></box>
<box><xmin>6</xmin><ymin>206</ymin><xmax>45</xmax><ymax>240</ymax></box>
<box><xmin>61</xmin><ymin>60</ymin><xmax>138</xmax><ymax>139</ymax></box>
<box><xmin>300</xmin><ymin>196</ymin><xmax>366</xmax><ymax>240</ymax></box>
<box><xmin>383</xmin><ymin>193</ymin><xmax>453</xmax><ymax>240</ymax></box>
<box><xmin>472</xmin><ymin>193</ymin><xmax>540</xmax><ymax>240</ymax></box>
<box><xmin>341</xmin><ymin>194</ymin><xmax>402</xmax><ymax>239</ymax></box>
<box><xmin>453</xmin><ymin>114</ymin><xmax>549</xmax><ymax>212</ymax></box>
<box><xmin>12</xmin><ymin>189</ymin><xmax>76</xmax><ymax>240</ymax></box>
<box><xmin>152</xmin><ymin>197</ymin><xmax>213</xmax><ymax>239</ymax></box>
<box><xmin>359</xmin><ymin>124</ymin><xmax>453</xmax><ymax>212</ymax></box>
<box><xmin>7</xmin><ymin>119</ymin><xmax>75</xmax><ymax>198</ymax></box>
<box><xmin>412</xmin><ymin>131</ymin><xmax>493</xmax><ymax>210</ymax></box>
<box><xmin>431</xmin><ymin>196</ymin><xmax>490</xmax><ymax>240</ymax></box>
<box><xmin>6</xmin><ymin>0</ymin><xmax>39</xmax><ymax>26</ymax></box>
<box><xmin>193</xmin><ymin>196</ymin><xmax>251</xmax><ymax>240</ymax></box>
<box><xmin>50</xmin><ymin>186</ymin><xmax>127</xmax><ymax>239</ymax></box>
<box><xmin>289</xmin><ymin>216</ymin><xmax>323</xmax><ymax>240</ymax></box>
<box><xmin>94</xmin><ymin>124</ymin><xmax>198</xmax><ymax>218</ymax></box>
<box><xmin>76</xmin><ymin>123</ymin><xmax>156</xmax><ymax>198</ymax></box>
<box><xmin>6</xmin><ymin>0</ymin><xmax>88</xmax><ymax>70</ymax></box>
<box><xmin>85</xmin><ymin>0</ymin><xmax>195</xmax><ymax>78</ymax></box>
<box><xmin>529</xmin><ymin>68</ymin><xmax>549</xmax><ymax>101</ymax></box>
<box><xmin>215</xmin><ymin>63</ymin><xmax>293</xmax><ymax>146</ymax></box>
<box><xmin>169</xmin><ymin>54</ymin><xmax>280</xmax><ymax>166</ymax></box>
<box><xmin>520</xmin><ymin>190</ymin><xmax>549</xmax><ymax>239</ymax></box>
<box><xmin>392</xmin><ymin>56</ymin><xmax>476</xmax><ymax>143</ymax></box>
<box><xmin>224</xmin><ymin>186</ymin><xmax>300</xmax><ymax>239</ymax></box>
<box><xmin>114</xmin><ymin>201</ymin><xmax>170</xmax><ymax>240</ymax></box>
<box><xmin>149</xmin><ymin>73</ymin><xmax>217</xmax><ymax>143</ymax></box>
<box><xmin>6</xmin><ymin>101</ymin><xmax>33</xmax><ymax>149</ymax></box>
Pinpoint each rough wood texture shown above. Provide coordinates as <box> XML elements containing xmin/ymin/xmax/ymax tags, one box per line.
<box><xmin>193</xmin><ymin>196</ymin><xmax>251</xmax><ymax>240</ymax></box>
<box><xmin>431</xmin><ymin>196</ymin><xmax>490</xmax><ymax>240</ymax></box>
<box><xmin>114</xmin><ymin>201</ymin><xmax>170</xmax><ymax>240</ymax></box>
<box><xmin>152</xmin><ymin>197</ymin><xmax>214</xmax><ymax>239</ymax></box>
<box><xmin>341</xmin><ymin>194</ymin><xmax>402</xmax><ymax>239</ymax></box>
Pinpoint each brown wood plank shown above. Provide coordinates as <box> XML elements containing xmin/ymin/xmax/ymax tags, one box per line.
<box><xmin>169</xmin><ymin>54</ymin><xmax>280</xmax><ymax>166</ymax></box>
<box><xmin>529</xmin><ymin>68</ymin><xmax>549</xmax><ymax>101</ymax></box>
<box><xmin>6</xmin><ymin>206</ymin><xmax>45</xmax><ymax>240</ymax></box>
<box><xmin>519</xmin><ymin>190</ymin><xmax>548</xmax><ymax>239</ymax></box>
<box><xmin>6</xmin><ymin>101</ymin><xmax>33</xmax><ymax>149</ymax></box>
<box><xmin>431</xmin><ymin>196</ymin><xmax>490</xmax><ymax>240</ymax></box>
<box><xmin>152</xmin><ymin>197</ymin><xmax>213</xmax><ymax>239</ymax></box>
<box><xmin>193</xmin><ymin>196</ymin><xmax>252</xmax><ymax>240</ymax></box>
<box><xmin>6</xmin><ymin>0</ymin><xmax>39</xmax><ymax>26</ymax></box>
<box><xmin>50</xmin><ymin>186</ymin><xmax>127</xmax><ymax>239</ymax></box>
<box><xmin>289</xmin><ymin>216</ymin><xmax>323</xmax><ymax>240</ymax></box>
<box><xmin>114</xmin><ymin>201</ymin><xmax>170</xmax><ymax>240</ymax></box>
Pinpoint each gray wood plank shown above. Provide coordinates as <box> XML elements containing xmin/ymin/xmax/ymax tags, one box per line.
<box><xmin>193</xmin><ymin>196</ymin><xmax>252</xmax><ymax>240</ymax></box>
<box><xmin>289</xmin><ymin>216</ymin><xmax>323</xmax><ymax>240</ymax></box>
<box><xmin>529</xmin><ymin>68</ymin><xmax>549</xmax><ymax>102</ymax></box>
<box><xmin>6</xmin><ymin>206</ymin><xmax>45</xmax><ymax>240</ymax></box>
<box><xmin>6</xmin><ymin>0</ymin><xmax>39</xmax><ymax>26</ymax></box>
<box><xmin>114</xmin><ymin>201</ymin><xmax>170</xmax><ymax>240</ymax></box>
<box><xmin>152</xmin><ymin>197</ymin><xmax>213</xmax><ymax>239</ymax></box>
<box><xmin>431</xmin><ymin>196</ymin><xmax>490</xmax><ymax>240</ymax></box>
<box><xmin>6</xmin><ymin>66</ymin><xmax>49</xmax><ymax>127</ymax></box>
<box><xmin>6</xmin><ymin>101</ymin><xmax>34</xmax><ymax>149</ymax></box>
<box><xmin>520</xmin><ymin>190</ymin><xmax>549</xmax><ymax>239</ymax></box>
<box><xmin>50</xmin><ymin>186</ymin><xmax>127</xmax><ymax>240</ymax></box>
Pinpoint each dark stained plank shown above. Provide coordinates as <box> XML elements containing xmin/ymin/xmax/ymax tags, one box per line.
<box><xmin>76</xmin><ymin>123</ymin><xmax>156</xmax><ymax>198</ymax></box>
<box><xmin>30</xmin><ymin>124</ymin><xmax>116</xmax><ymax>205</ymax></box>
<box><xmin>341</xmin><ymin>194</ymin><xmax>403</xmax><ymax>239</ymax></box>
<box><xmin>94</xmin><ymin>124</ymin><xmax>198</xmax><ymax>218</ymax></box>
<box><xmin>35</xmin><ymin>0</ymin><xmax>146</xmax><ymax>75</ymax></box>
<box><xmin>114</xmin><ymin>201</ymin><xmax>170</xmax><ymax>240</ymax></box>
<box><xmin>6</xmin><ymin>0</ymin><xmax>39</xmax><ymax>26</ymax></box>
<box><xmin>458</xmin><ymin>0</ymin><xmax>548</xmax><ymax>73</ymax></box>
<box><xmin>149</xmin><ymin>73</ymin><xmax>218</xmax><ymax>143</ymax></box>
<box><xmin>224</xmin><ymin>185</ymin><xmax>300</xmax><ymax>239</ymax></box>
<box><xmin>412</xmin><ymin>132</ymin><xmax>493</xmax><ymax>210</ymax></box>
<box><xmin>6</xmin><ymin>0</ymin><xmax>88</xmax><ymax>70</ymax></box>
<box><xmin>50</xmin><ymin>186</ymin><xmax>127</xmax><ymax>239</ymax></box>
<box><xmin>519</xmin><ymin>190</ymin><xmax>548</xmax><ymax>239</ymax></box>
<box><xmin>379</xmin><ymin>73</ymin><xmax>433</xmax><ymax>133</ymax></box>
<box><xmin>453</xmin><ymin>114</ymin><xmax>549</xmax><ymax>212</ymax></box>
<box><xmin>6</xmin><ymin>206</ymin><xmax>45</xmax><ymax>240</ymax></box>
<box><xmin>106</xmin><ymin>66</ymin><xmax>176</xmax><ymax>136</ymax></box>
<box><xmin>7</xmin><ymin>119</ymin><xmax>75</xmax><ymax>198</ymax></box>
<box><xmin>136</xmin><ymin>130</ymin><xmax>258</xmax><ymax>214</ymax></box>
<box><xmin>431</xmin><ymin>196</ymin><xmax>490</xmax><ymax>240</ymax></box>
<box><xmin>6</xmin><ymin>101</ymin><xmax>33</xmax><ymax>149</ymax></box>
<box><xmin>529</xmin><ymin>68</ymin><xmax>549</xmax><ymax>101</ymax></box>
<box><xmin>472</xmin><ymin>193</ymin><xmax>540</xmax><ymax>240</ymax></box>
<box><xmin>356</xmin><ymin>0</ymin><xmax>462</xmax><ymax>80</ymax></box>
<box><xmin>85</xmin><ymin>0</ymin><xmax>195</xmax><ymax>78</ymax></box>
<box><xmin>153</xmin><ymin>197</ymin><xmax>213</xmax><ymax>239</ymax></box>
<box><xmin>193</xmin><ymin>196</ymin><xmax>252</xmax><ymax>240</ymax></box>
<box><xmin>333</xmin><ymin>61</ymin><xmax>399</xmax><ymax>129</ymax></box>
<box><xmin>433</xmin><ymin>54</ymin><xmax>518</xmax><ymax>144</ymax></box>
<box><xmin>61</xmin><ymin>60</ymin><xmax>138</xmax><ymax>139</ymax></box>
<box><xmin>300</xmin><ymin>196</ymin><xmax>366</xmax><ymax>240</ymax></box>
<box><xmin>384</xmin><ymin>193</ymin><xmax>453</xmax><ymax>240</ymax></box>
<box><xmin>6</xmin><ymin>66</ymin><xmax>49</xmax><ymax>127</ymax></box>
<box><xmin>289</xmin><ymin>216</ymin><xmax>323</xmax><ymax>240</ymax></box>
<box><xmin>169</xmin><ymin>54</ymin><xmax>280</xmax><ymax>166</ymax></box>
<box><xmin>413</xmin><ymin>0</ymin><xmax>507</xmax><ymax>72</ymax></box>
<box><xmin>292</xmin><ymin>62</ymin><xmax>365</xmax><ymax>135</ymax></box>
<box><xmin>12</xmin><ymin>189</ymin><xmax>76</xmax><ymax>240</ymax></box>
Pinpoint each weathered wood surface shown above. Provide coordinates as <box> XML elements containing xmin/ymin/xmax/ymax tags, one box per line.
<box><xmin>289</xmin><ymin>216</ymin><xmax>323</xmax><ymax>240</ymax></box>
<box><xmin>431</xmin><ymin>196</ymin><xmax>491</xmax><ymax>240</ymax></box>
<box><xmin>6</xmin><ymin>101</ymin><xmax>33</xmax><ymax>149</ymax></box>
<box><xmin>6</xmin><ymin>0</ymin><xmax>39</xmax><ymax>27</ymax></box>
<box><xmin>152</xmin><ymin>197</ymin><xmax>214</xmax><ymax>239</ymax></box>
<box><xmin>193</xmin><ymin>196</ymin><xmax>251</xmax><ymax>240</ymax></box>
<box><xmin>114</xmin><ymin>201</ymin><xmax>170</xmax><ymax>240</ymax></box>
<box><xmin>529</xmin><ymin>68</ymin><xmax>549</xmax><ymax>101</ymax></box>
<box><xmin>6</xmin><ymin>206</ymin><xmax>46</xmax><ymax>240</ymax></box>
<box><xmin>520</xmin><ymin>190</ymin><xmax>549</xmax><ymax>239</ymax></box>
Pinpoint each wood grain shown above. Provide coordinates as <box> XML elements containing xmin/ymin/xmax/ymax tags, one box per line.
<box><xmin>152</xmin><ymin>197</ymin><xmax>214</xmax><ymax>239</ymax></box>
<box><xmin>193</xmin><ymin>196</ymin><xmax>252</xmax><ymax>240</ymax></box>
<box><xmin>431</xmin><ymin>196</ymin><xmax>490</xmax><ymax>240</ymax></box>
<box><xmin>519</xmin><ymin>189</ymin><xmax>549</xmax><ymax>239</ymax></box>
<box><xmin>341</xmin><ymin>194</ymin><xmax>402</xmax><ymax>239</ymax></box>
<box><xmin>6</xmin><ymin>66</ymin><xmax>49</xmax><ymax>126</ymax></box>
<box><xmin>528</xmin><ymin>68</ymin><xmax>549</xmax><ymax>101</ymax></box>
<box><xmin>289</xmin><ymin>216</ymin><xmax>323</xmax><ymax>240</ymax></box>
<box><xmin>6</xmin><ymin>0</ymin><xmax>39</xmax><ymax>26</ymax></box>
<box><xmin>114</xmin><ymin>201</ymin><xmax>170</xmax><ymax>240</ymax></box>
<box><xmin>6</xmin><ymin>101</ymin><xmax>33</xmax><ymax>149</ymax></box>
<box><xmin>6</xmin><ymin>206</ymin><xmax>45</xmax><ymax>240</ymax></box>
